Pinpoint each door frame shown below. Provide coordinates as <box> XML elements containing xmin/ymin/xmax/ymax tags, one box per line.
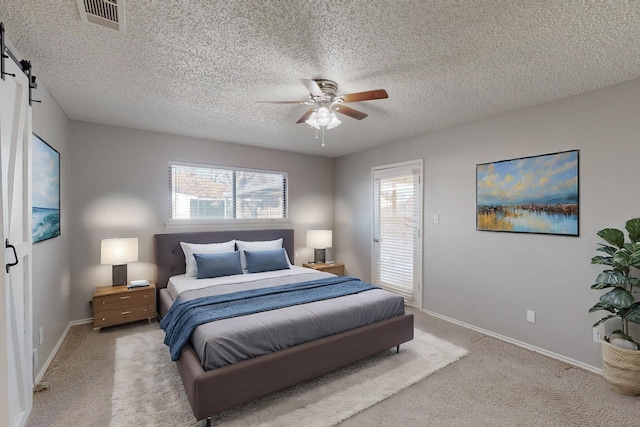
<box><xmin>371</xmin><ymin>159</ymin><xmax>423</xmax><ymax>310</ymax></box>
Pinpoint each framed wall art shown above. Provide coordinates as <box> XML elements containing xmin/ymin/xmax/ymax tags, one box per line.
<box><xmin>32</xmin><ymin>133</ymin><xmax>60</xmax><ymax>243</ymax></box>
<box><xmin>476</xmin><ymin>150</ymin><xmax>578</xmax><ymax>236</ymax></box>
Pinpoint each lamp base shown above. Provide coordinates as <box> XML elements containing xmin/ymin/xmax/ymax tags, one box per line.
<box><xmin>313</xmin><ymin>248</ymin><xmax>326</xmax><ymax>264</ymax></box>
<box><xmin>112</xmin><ymin>264</ymin><xmax>127</xmax><ymax>286</ymax></box>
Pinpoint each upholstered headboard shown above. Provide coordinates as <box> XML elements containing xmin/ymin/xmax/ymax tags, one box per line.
<box><xmin>153</xmin><ymin>229</ymin><xmax>294</xmax><ymax>290</ymax></box>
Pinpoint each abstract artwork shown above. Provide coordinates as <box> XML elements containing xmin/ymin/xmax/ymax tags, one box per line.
<box><xmin>32</xmin><ymin>134</ymin><xmax>60</xmax><ymax>242</ymax></box>
<box><xmin>476</xmin><ymin>150</ymin><xmax>578</xmax><ymax>236</ymax></box>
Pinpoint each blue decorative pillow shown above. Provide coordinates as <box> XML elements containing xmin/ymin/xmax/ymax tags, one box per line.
<box><xmin>245</xmin><ymin>248</ymin><xmax>291</xmax><ymax>274</ymax></box>
<box><xmin>194</xmin><ymin>251</ymin><xmax>243</xmax><ymax>279</ymax></box>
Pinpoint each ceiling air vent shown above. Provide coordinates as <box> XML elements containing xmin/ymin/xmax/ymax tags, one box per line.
<box><xmin>76</xmin><ymin>0</ymin><xmax>125</xmax><ymax>33</ymax></box>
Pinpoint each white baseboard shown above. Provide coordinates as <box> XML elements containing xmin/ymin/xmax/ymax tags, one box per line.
<box><xmin>37</xmin><ymin>312</ymin><xmax>602</xmax><ymax>386</ymax></box>
<box><xmin>70</xmin><ymin>317</ymin><xmax>93</xmax><ymax>326</ymax></box>
<box><xmin>422</xmin><ymin>309</ymin><xmax>602</xmax><ymax>375</ymax></box>
<box><xmin>34</xmin><ymin>318</ymin><xmax>93</xmax><ymax>384</ymax></box>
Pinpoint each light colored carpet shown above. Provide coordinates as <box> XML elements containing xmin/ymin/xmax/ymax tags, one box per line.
<box><xmin>26</xmin><ymin>309</ymin><xmax>640</xmax><ymax>427</ymax></box>
<box><xmin>110</xmin><ymin>328</ymin><xmax>468</xmax><ymax>427</ymax></box>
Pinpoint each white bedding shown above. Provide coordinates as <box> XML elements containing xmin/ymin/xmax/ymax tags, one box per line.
<box><xmin>167</xmin><ymin>265</ymin><xmax>326</xmax><ymax>300</ymax></box>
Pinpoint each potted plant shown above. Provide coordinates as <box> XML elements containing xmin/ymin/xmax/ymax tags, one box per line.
<box><xmin>590</xmin><ymin>217</ymin><xmax>640</xmax><ymax>395</ymax></box>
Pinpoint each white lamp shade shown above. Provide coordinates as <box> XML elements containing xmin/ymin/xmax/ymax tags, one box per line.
<box><xmin>101</xmin><ymin>238</ymin><xmax>138</xmax><ymax>265</ymax></box>
<box><xmin>305</xmin><ymin>112</ymin><xmax>320</xmax><ymax>129</ymax></box>
<box><xmin>305</xmin><ymin>109</ymin><xmax>341</xmax><ymax>130</ymax></box>
<box><xmin>326</xmin><ymin>113</ymin><xmax>341</xmax><ymax>129</ymax></box>
<box><xmin>316</xmin><ymin>107</ymin><xmax>332</xmax><ymax>126</ymax></box>
<box><xmin>307</xmin><ymin>230</ymin><xmax>333</xmax><ymax>249</ymax></box>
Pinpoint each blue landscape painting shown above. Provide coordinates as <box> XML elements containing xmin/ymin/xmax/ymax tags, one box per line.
<box><xmin>32</xmin><ymin>134</ymin><xmax>60</xmax><ymax>243</ymax></box>
<box><xmin>477</xmin><ymin>150</ymin><xmax>579</xmax><ymax>236</ymax></box>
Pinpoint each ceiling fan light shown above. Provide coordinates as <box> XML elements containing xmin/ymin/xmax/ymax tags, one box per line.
<box><xmin>326</xmin><ymin>113</ymin><xmax>341</xmax><ymax>129</ymax></box>
<box><xmin>305</xmin><ymin>112</ymin><xmax>320</xmax><ymax>129</ymax></box>
<box><xmin>316</xmin><ymin>106</ymin><xmax>332</xmax><ymax>126</ymax></box>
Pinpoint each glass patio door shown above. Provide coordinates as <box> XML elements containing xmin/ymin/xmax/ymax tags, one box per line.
<box><xmin>372</xmin><ymin>160</ymin><xmax>422</xmax><ymax>307</ymax></box>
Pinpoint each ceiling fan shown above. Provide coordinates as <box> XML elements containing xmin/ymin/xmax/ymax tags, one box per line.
<box><xmin>257</xmin><ymin>79</ymin><xmax>388</xmax><ymax>129</ymax></box>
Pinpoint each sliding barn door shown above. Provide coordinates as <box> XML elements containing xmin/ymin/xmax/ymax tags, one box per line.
<box><xmin>372</xmin><ymin>160</ymin><xmax>422</xmax><ymax>309</ymax></box>
<box><xmin>0</xmin><ymin>53</ymin><xmax>33</xmax><ymax>427</ymax></box>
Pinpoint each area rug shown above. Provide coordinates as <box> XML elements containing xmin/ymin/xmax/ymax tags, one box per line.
<box><xmin>110</xmin><ymin>328</ymin><xmax>468</xmax><ymax>427</ymax></box>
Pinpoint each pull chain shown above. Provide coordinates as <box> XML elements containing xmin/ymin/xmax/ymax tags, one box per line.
<box><xmin>311</xmin><ymin>126</ymin><xmax>326</xmax><ymax>147</ymax></box>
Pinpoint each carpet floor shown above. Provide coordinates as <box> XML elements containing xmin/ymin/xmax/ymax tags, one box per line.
<box><xmin>109</xmin><ymin>328</ymin><xmax>467</xmax><ymax>426</ymax></box>
<box><xmin>27</xmin><ymin>308</ymin><xmax>640</xmax><ymax>426</ymax></box>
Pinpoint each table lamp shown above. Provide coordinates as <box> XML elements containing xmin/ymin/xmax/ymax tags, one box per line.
<box><xmin>307</xmin><ymin>230</ymin><xmax>332</xmax><ymax>264</ymax></box>
<box><xmin>101</xmin><ymin>237</ymin><xmax>138</xmax><ymax>286</ymax></box>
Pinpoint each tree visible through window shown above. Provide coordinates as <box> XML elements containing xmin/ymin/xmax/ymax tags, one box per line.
<box><xmin>169</xmin><ymin>162</ymin><xmax>287</xmax><ymax>221</ymax></box>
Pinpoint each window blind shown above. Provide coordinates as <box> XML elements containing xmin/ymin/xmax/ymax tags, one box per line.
<box><xmin>373</xmin><ymin>165</ymin><xmax>421</xmax><ymax>300</ymax></box>
<box><xmin>168</xmin><ymin>162</ymin><xmax>287</xmax><ymax>221</ymax></box>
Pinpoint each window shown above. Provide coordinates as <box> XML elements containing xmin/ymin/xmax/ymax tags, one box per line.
<box><xmin>168</xmin><ymin>162</ymin><xmax>287</xmax><ymax>221</ymax></box>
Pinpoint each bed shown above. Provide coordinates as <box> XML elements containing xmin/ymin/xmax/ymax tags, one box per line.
<box><xmin>154</xmin><ymin>229</ymin><xmax>414</xmax><ymax>424</ymax></box>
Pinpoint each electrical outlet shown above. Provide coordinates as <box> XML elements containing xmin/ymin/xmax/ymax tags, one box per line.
<box><xmin>526</xmin><ymin>310</ymin><xmax>536</xmax><ymax>323</ymax></box>
<box><xmin>593</xmin><ymin>326</ymin><xmax>605</xmax><ymax>343</ymax></box>
<box><xmin>39</xmin><ymin>326</ymin><xmax>44</xmax><ymax>345</ymax></box>
<box><xmin>433</xmin><ymin>214</ymin><xmax>440</xmax><ymax>224</ymax></box>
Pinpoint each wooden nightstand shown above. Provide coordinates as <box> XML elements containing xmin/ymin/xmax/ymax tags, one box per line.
<box><xmin>93</xmin><ymin>283</ymin><xmax>156</xmax><ymax>330</ymax></box>
<box><xmin>302</xmin><ymin>262</ymin><xmax>345</xmax><ymax>276</ymax></box>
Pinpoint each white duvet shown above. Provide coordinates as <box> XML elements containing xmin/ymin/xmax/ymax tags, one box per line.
<box><xmin>167</xmin><ymin>265</ymin><xmax>323</xmax><ymax>300</ymax></box>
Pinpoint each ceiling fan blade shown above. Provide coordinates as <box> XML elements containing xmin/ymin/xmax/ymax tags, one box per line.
<box><xmin>333</xmin><ymin>105</ymin><xmax>368</xmax><ymax>120</ymax></box>
<box><xmin>255</xmin><ymin>100</ymin><xmax>303</xmax><ymax>104</ymax></box>
<box><xmin>340</xmin><ymin>89</ymin><xmax>388</xmax><ymax>103</ymax></box>
<box><xmin>296</xmin><ymin>109</ymin><xmax>315</xmax><ymax>123</ymax></box>
<box><xmin>300</xmin><ymin>79</ymin><xmax>324</xmax><ymax>97</ymax></box>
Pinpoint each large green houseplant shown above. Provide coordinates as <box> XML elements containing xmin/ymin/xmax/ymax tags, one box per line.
<box><xmin>589</xmin><ymin>217</ymin><xmax>640</xmax><ymax>395</ymax></box>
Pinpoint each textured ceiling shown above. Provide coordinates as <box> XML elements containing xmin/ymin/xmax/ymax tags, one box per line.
<box><xmin>1</xmin><ymin>1</ymin><xmax>639</xmax><ymax>158</ymax></box>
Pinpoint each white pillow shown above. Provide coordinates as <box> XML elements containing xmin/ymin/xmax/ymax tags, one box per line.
<box><xmin>236</xmin><ymin>238</ymin><xmax>285</xmax><ymax>271</ymax></box>
<box><xmin>180</xmin><ymin>240</ymin><xmax>236</xmax><ymax>277</ymax></box>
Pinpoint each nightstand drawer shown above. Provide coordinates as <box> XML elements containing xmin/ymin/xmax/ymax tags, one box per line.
<box><xmin>93</xmin><ymin>303</ymin><xmax>154</xmax><ymax>328</ymax></box>
<box><xmin>322</xmin><ymin>265</ymin><xmax>344</xmax><ymax>276</ymax></box>
<box><xmin>94</xmin><ymin>288</ymin><xmax>153</xmax><ymax>310</ymax></box>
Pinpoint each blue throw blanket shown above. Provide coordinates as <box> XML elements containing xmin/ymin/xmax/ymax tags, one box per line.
<box><xmin>160</xmin><ymin>276</ymin><xmax>378</xmax><ymax>361</ymax></box>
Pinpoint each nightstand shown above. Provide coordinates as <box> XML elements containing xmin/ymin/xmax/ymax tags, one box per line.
<box><xmin>93</xmin><ymin>283</ymin><xmax>156</xmax><ymax>330</ymax></box>
<box><xmin>302</xmin><ymin>262</ymin><xmax>345</xmax><ymax>276</ymax></box>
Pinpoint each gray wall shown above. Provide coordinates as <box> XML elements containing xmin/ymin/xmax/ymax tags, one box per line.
<box><xmin>68</xmin><ymin>122</ymin><xmax>334</xmax><ymax>320</ymax></box>
<box><xmin>23</xmin><ymin>49</ymin><xmax>640</xmax><ymax>373</ymax></box>
<box><xmin>334</xmin><ymin>78</ymin><xmax>640</xmax><ymax>369</ymax></box>
<box><xmin>31</xmin><ymin>68</ymin><xmax>72</xmax><ymax>377</ymax></box>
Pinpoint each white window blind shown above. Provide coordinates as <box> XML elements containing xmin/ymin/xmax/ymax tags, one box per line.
<box><xmin>373</xmin><ymin>164</ymin><xmax>421</xmax><ymax>301</ymax></box>
<box><xmin>168</xmin><ymin>162</ymin><xmax>287</xmax><ymax>221</ymax></box>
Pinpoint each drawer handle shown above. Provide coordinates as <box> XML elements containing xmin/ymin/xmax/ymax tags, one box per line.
<box><xmin>120</xmin><ymin>296</ymin><xmax>131</xmax><ymax>300</ymax></box>
<box><xmin>121</xmin><ymin>311</ymin><xmax>132</xmax><ymax>315</ymax></box>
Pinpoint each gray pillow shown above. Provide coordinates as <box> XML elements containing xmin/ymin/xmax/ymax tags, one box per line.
<box><xmin>245</xmin><ymin>248</ymin><xmax>291</xmax><ymax>273</ymax></box>
<box><xmin>194</xmin><ymin>251</ymin><xmax>243</xmax><ymax>279</ymax></box>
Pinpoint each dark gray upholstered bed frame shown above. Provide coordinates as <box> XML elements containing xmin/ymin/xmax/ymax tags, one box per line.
<box><xmin>154</xmin><ymin>229</ymin><xmax>414</xmax><ymax>424</ymax></box>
